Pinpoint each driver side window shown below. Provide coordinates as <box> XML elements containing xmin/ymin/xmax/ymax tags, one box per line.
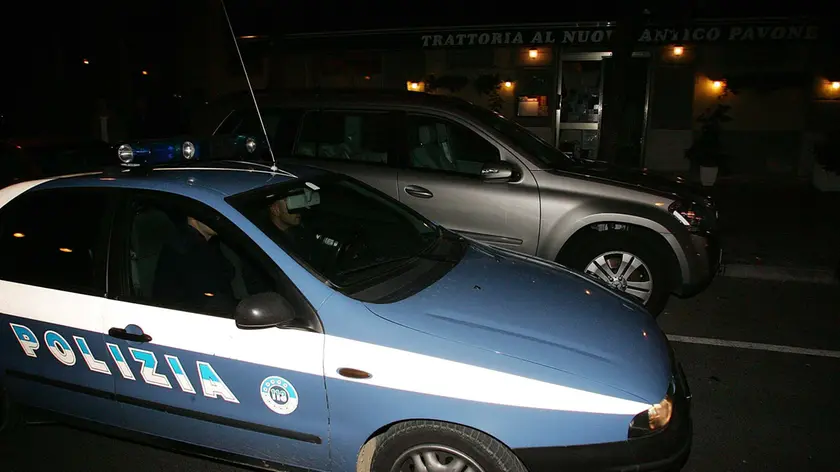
<box><xmin>405</xmin><ymin>114</ymin><xmax>501</xmax><ymax>176</ymax></box>
<box><xmin>124</xmin><ymin>195</ymin><xmax>277</xmax><ymax>319</ymax></box>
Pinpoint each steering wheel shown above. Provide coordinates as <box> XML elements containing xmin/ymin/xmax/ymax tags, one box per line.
<box><xmin>333</xmin><ymin>230</ymin><xmax>368</xmax><ymax>270</ymax></box>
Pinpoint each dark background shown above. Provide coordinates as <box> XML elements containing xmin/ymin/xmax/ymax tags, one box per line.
<box><xmin>0</xmin><ymin>0</ymin><xmax>835</xmax><ymax>140</ymax></box>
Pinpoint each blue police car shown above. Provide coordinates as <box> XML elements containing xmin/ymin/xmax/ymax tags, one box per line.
<box><xmin>0</xmin><ymin>145</ymin><xmax>691</xmax><ymax>472</ymax></box>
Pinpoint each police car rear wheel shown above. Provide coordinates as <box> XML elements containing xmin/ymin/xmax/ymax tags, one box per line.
<box><xmin>370</xmin><ymin>420</ymin><xmax>527</xmax><ymax>472</ymax></box>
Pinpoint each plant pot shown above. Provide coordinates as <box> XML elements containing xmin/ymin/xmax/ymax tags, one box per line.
<box><xmin>699</xmin><ymin>166</ymin><xmax>718</xmax><ymax>186</ymax></box>
<box><xmin>812</xmin><ymin>164</ymin><xmax>840</xmax><ymax>192</ymax></box>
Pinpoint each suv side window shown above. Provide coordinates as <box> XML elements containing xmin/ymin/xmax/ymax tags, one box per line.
<box><xmin>0</xmin><ymin>189</ymin><xmax>111</xmax><ymax>296</ymax></box>
<box><xmin>405</xmin><ymin>114</ymin><xmax>501</xmax><ymax>176</ymax></box>
<box><xmin>119</xmin><ymin>192</ymin><xmax>310</xmax><ymax>324</ymax></box>
<box><xmin>234</xmin><ymin>108</ymin><xmax>304</xmax><ymax>155</ymax></box>
<box><xmin>293</xmin><ymin>110</ymin><xmax>392</xmax><ymax>164</ymax></box>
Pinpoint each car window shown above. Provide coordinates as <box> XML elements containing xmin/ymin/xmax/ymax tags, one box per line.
<box><xmin>405</xmin><ymin>114</ymin><xmax>501</xmax><ymax>176</ymax></box>
<box><xmin>293</xmin><ymin>111</ymin><xmax>392</xmax><ymax>164</ymax></box>
<box><xmin>233</xmin><ymin>108</ymin><xmax>304</xmax><ymax>155</ymax></box>
<box><xmin>0</xmin><ymin>189</ymin><xmax>110</xmax><ymax>296</ymax></box>
<box><xmin>214</xmin><ymin>110</ymin><xmax>243</xmax><ymax>135</ymax></box>
<box><xmin>228</xmin><ymin>174</ymin><xmax>443</xmax><ymax>290</ymax></box>
<box><xmin>123</xmin><ymin>195</ymin><xmax>278</xmax><ymax>319</ymax></box>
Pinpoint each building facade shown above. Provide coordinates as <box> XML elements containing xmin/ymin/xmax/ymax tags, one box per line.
<box><xmin>258</xmin><ymin>18</ymin><xmax>840</xmax><ymax>180</ymax></box>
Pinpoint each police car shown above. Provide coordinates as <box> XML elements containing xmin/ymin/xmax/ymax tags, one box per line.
<box><xmin>0</xmin><ymin>143</ymin><xmax>691</xmax><ymax>472</ymax></box>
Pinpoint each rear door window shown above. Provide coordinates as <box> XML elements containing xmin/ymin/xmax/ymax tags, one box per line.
<box><xmin>292</xmin><ymin>110</ymin><xmax>395</xmax><ymax>165</ymax></box>
<box><xmin>0</xmin><ymin>188</ymin><xmax>114</xmax><ymax>295</ymax></box>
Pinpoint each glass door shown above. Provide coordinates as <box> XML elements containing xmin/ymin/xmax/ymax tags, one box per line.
<box><xmin>556</xmin><ymin>52</ymin><xmax>609</xmax><ymax>161</ymax></box>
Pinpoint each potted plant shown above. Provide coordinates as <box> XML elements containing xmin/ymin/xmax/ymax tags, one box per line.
<box><xmin>685</xmin><ymin>102</ymin><xmax>732</xmax><ymax>186</ymax></box>
<box><xmin>812</xmin><ymin>136</ymin><xmax>840</xmax><ymax>192</ymax></box>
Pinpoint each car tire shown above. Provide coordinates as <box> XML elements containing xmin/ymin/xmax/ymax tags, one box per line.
<box><xmin>0</xmin><ymin>384</ymin><xmax>20</xmax><ymax>437</ymax></box>
<box><xmin>559</xmin><ymin>230</ymin><xmax>673</xmax><ymax>317</ymax></box>
<box><xmin>369</xmin><ymin>420</ymin><xmax>527</xmax><ymax>472</ymax></box>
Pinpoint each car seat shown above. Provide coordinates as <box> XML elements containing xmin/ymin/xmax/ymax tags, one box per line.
<box><xmin>411</xmin><ymin>125</ymin><xmax>451</xmax><ymax>170</ymax></box>
<box><xmin>129</xmin><ymin>208</ymin><xmax>179</xmax><ymax>299</ymax></box>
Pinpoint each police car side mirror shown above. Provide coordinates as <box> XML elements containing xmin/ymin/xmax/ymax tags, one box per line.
<box><xmin>235</xmin><ymin>292</ymin><xmax>296</xmax><ymax>330</ymax></box>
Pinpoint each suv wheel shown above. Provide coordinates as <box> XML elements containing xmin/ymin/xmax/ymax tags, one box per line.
<box><xmin>559</xmin><ymin>231</ymin><xmax>672</xmax><ymax>316</ymax></box>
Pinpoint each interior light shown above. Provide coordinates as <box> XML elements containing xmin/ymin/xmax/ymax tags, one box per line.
<box><xmin>712</xmin><ymin>80</ymin><xmax>723</xmax><ymax>89</ymax></box>
<box><xmin>504</xmin><ymin>81</ymin><xmax>513</xmax><ymax>88</ymax></box>
<box><xmin>832</xmin><ymin>81</ymin><xmax>840</xmax><ymax>90</ymax></box>
<box><xmin>528</xmin><ymin>48</ymin><xmax>538</xmax><ymax>59</ymax></box>
<box><xmin>204</xmin><ymin>292</ymin><xmax>215</xmax><ymax>297</ymax></box>
<box><xmin>12</xmin><ymin>232</ymin><xmax>24</xmax><ymax>238</ymax></box>
<box><xmin>672</xmin><ymin>46</ymin><xmax>684</xmax><ymax>56</ymax></box>
<box><xmin>410</xmin><ymin>82</ymin><xmax>418</xmax><ymax>89</ymax></box>
<box><xmin>59</xmin><ymin>248</ymin><xmax>73</xmax><ymax>253</ymax></box>
<box><xmin>141</xmin><ymin>70</ymin><xmax>148</xmax><ymax>76</ymax></box>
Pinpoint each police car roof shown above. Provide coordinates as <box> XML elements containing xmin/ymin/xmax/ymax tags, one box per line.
<box><xmin>34</xmin><ymin>160</ymin><xmax>330</xmax><ymax>202</ymax></box>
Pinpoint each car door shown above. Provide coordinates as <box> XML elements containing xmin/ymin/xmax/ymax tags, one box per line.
<box><xmin>0</xmin><ymin>186</ymin><xmax>119</xmax><ymax>424</ymax></box>
<box><xmin>102</xmin><ymin>189</ymin><xmax>330</xmax><ymax>470</ymax></box>
<box><xmin>396</xmin><ymin>112</ymin><xmax>542</xmax><ymax>255</ymax></box>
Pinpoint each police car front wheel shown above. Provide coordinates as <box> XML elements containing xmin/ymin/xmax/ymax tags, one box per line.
<box><xmin>369</xmin><ymin>420</ymin><xmax>527</xmax><ymax>472</ymax></box>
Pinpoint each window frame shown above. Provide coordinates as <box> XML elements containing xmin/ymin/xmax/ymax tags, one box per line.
<box><xmin>290</xmin><ymin>108</ymin><xmax>402</xmax><ymax>168</ymax></box>
<box><xmin>107</xmin><ymin>188</ymin><xmax>322</xmax><ymax>333</ymax></box>
<box><xmin>226</xmin><ymin>107</ymin><xmax>306</xmax><ymax>157</ymax></box>
<box><xmin>0</xmin><ymin>186</ymin><xmax>119</xmax><ymax>297</ymax></box>
<box><xmin>398</xmin><ymin>111</ymin><xmax>505</xmax><ymax>178</ymax></box>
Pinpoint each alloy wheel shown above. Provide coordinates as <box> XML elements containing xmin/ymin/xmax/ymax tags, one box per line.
<box><xmin>390</xmin><ymin>444</ymin><xmax>486</xmax><ymax>472</ymax></box>
<box><xmin>584</xmin><ymin>251</ymin><xmax>654</xmax><ymax>304</ymax></box>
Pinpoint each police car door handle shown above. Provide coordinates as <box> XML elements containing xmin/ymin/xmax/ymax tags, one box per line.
<box><xmin>337</xmin><ymin>367</ymin><xmax>372</xmax><ymax>379</ymax></box>
<box><xmin>108</xmin><ymin>327</ymin><xmax>152</xmax><ymax>343</ymax></box>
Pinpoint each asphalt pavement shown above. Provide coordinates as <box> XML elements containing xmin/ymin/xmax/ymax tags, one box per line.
<box><xmin>1</xmin><ymin>277</ymin><xmax>838</xmax><ymax>472</ymax></box>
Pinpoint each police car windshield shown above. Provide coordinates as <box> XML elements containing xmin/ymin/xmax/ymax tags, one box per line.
<box><xmin>229</xmin><ymin>174</ymin><xmax>453</xmax><ymax>291</ymax></box>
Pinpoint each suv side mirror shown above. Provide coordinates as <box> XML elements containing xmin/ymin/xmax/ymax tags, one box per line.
<box><xmin>480</xmin><ymin>161</ymin><xmax>518</xmax><ymax>182</ymax></box>
<box><xmin>235</xmin><ymin>292</ymin><xmax>296</xmax><ymax>330</ymax></box>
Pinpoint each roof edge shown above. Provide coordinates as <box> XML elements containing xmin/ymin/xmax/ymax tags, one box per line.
<box><xmin>279</xmin><ymin>16</ymin><xmax>820</xmax><ymax>39</ymax></box>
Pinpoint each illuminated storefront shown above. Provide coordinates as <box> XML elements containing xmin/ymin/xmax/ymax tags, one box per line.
<box><xmin>272</xmin><ymin>18</ymin><xmax>838</xmax><ymax>178</ymax></box>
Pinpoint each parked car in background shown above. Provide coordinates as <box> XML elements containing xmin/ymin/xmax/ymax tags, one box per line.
<box><xmin>119</xmin><ymin>89</ymin><xmax>722</xmax><ymax>316</ymax></box>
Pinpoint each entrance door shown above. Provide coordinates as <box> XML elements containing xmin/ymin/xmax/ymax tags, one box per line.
<box><xmin>556</xmin><ymin>52</ymin><xmax>609</xmax><ymax>161</ymax></box>
<box><xmin>556</xmin><ymin>52</ymin><xmax>651</xmax><ymax>165</ymax></box>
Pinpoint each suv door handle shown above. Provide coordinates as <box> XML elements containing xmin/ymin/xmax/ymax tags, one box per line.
<box><xmin>108</xmin><ymin>326</ymin><xmax>152</xmax><ymax>343</ymax></box>
<box><xmin>404</xmin><ymin>185</ymin><xmax>433</xmax><ymax>199</ymax></box>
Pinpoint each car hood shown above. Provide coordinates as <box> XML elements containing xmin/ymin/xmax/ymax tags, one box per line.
<box><xmin>556</xmin><ymin>160</ymin><xmax>709</xmax><ymax>202</ymax></box>
<box><xmin>364</xmin><ymin>242</ymin><xmax>673</xmax><ymax>403</ymax></box>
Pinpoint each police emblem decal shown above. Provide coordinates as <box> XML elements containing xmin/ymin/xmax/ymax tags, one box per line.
<box><xmin>260</xmin><ymin>376</ymin><xmax>299</xmax><ymax>415</ymax></box>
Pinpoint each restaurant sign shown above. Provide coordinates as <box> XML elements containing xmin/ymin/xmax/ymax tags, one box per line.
<box><xmin>420</xmin><ymin>24</ymin><xmax>820</xmax><ymax>47</ymax></box>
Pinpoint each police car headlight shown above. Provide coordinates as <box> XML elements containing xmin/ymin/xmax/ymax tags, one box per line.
<box><xmin>118</xmin><ymin>144</ymin><xmax>134</xmax><ymax>163</ymax></box>
<box><xmin>182</xmin><ymin>141</ymin><xmax>195</xmax><ymax>160</ymax></box>
<box><xmin>628</xmin><ymin>394</ymin><xmax>673</xmax><ymax>438</ymax></box>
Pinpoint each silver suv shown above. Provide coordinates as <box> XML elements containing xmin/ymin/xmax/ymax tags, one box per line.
<box><xmin>188</xmin><ymin>90</ymin><xmax>722</xmax><ymax>315</ymax></box>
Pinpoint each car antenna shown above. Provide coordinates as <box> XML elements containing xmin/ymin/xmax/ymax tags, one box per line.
<box><xmin>219</xmin><ymin>0</ymin><xmax>284</xmax><ymax>175</ymax></box>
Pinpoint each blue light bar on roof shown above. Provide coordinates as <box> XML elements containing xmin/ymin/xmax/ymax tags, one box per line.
<box><xmin>117</xmin><ymin>138</ymin><xmax>201</xmax><ymax>167</ymax></box>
